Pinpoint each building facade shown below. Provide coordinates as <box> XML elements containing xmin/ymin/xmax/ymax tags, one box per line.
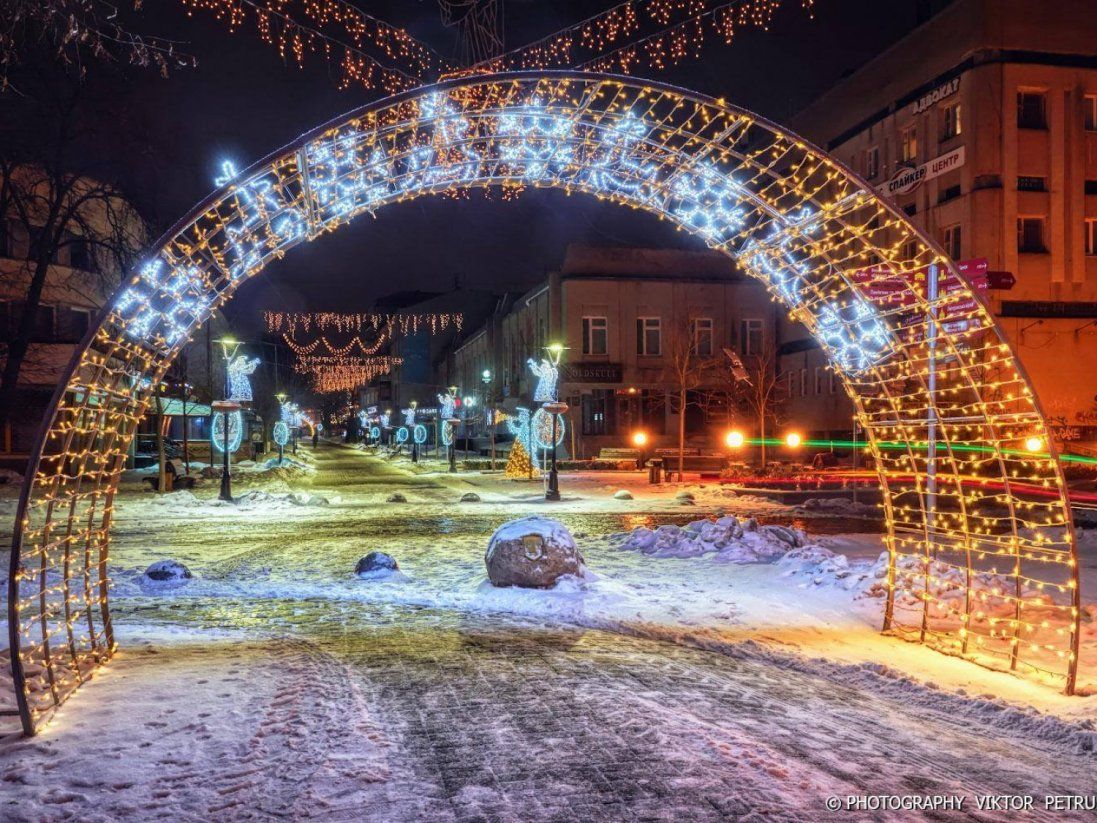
<box><xmin>790</xmin><ymin>0</ymin><xmax>1097</xmax><ymax>449</ymax></box>
<box><xmin>452</xmin><ymin>244</ymin><xmax>788</xmax><ymax>458</ymax></box>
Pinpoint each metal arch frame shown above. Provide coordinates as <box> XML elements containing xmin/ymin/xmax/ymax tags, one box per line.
<box><xmin>7</xmin><ymin>71</ymin><xmax>1080</xmax><ymax>736</ymax></box>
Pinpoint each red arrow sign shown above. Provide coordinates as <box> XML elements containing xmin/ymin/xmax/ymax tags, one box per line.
<box><xmin>986</xmin><ymin>270</ymin><xmax>1016</xmax><ymax>290</ymax></box>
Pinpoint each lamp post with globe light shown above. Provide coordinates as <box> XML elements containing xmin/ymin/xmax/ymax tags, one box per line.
<box><xmin>543</xmin><ymin>342</ymin><xmax>568</xmax><ymax>502</ymax></box>
<box><xmin>213</xmin><ymin>336</ymin><xmax>241</xmax><ymax>502</ymax></box>
<box><xmin>482</xmin><ymin>369</ymin><xmax>495</xmax><ymax>470</ymax></box>
<box><xmin>447</xmin><ymin>386</ymin><xmax>460</xmax><ymax>473</ymax></box>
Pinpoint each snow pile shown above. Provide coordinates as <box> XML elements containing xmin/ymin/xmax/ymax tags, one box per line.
<box><xmin>777</xmin><ymin>546</ymin><xmax>888</xmax><ymax>596</ymax></box>
<box><xmin>797</xmin><ymin>497</ymin><xmax>878</xmax><ymax>516</ymax></box>
<box><xmin>147</xmin><ymin>489</ymin><xmax>212</xmax><ymax>508</ymax></box>
<box><xmin>234</xmin><ymin>490</ymin><xmax>331</xmax><ymax>509</ymax></box>
<box><xmin>616</xmin><ymin>516</ymin><xmax>807</xmax><ymax>563</ymax></box>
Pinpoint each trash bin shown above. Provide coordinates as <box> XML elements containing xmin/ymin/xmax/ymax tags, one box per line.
<box><xmin>647</xmin><ymin>457</ymin><xmax>663</xmax><ymax>485</ymax></box>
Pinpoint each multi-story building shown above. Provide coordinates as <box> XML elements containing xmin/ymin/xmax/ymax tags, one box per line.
<box><xmin>790</xmin><ymin>0</ymin><xmax>1097</xmax><ymax>448</ymax></box>
<box><xmin>452</xmin><ymin>244</ymin><xmax>782</xmax><ymax>457</ymax></box>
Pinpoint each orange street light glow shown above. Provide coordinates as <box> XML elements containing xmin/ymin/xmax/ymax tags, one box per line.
<box><xmin>785</xmin><ymin>432</ymin><xmax>802</xmax><ymax>448</ymax></box>
<box><xmin>631</xmin><ymin>431</ymin><xmax>649</xmax><ymax>447</ymax></box>
<box><xmin>725</xmin><ymin>430</ymin><xmax>745</xmax><ymax>448</ymax></box>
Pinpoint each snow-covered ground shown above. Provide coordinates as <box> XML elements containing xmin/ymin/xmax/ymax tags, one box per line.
<box><xmin>2</xmin><ymin>443</ymin><xmax>1097</xmax><ymax>820</ymax></box>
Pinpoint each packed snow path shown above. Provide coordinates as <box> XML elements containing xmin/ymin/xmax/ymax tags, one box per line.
<box><xmin>2</xmin><ymin>445</ymin><xmax>1095</xmax><ymax>820</ymax></box>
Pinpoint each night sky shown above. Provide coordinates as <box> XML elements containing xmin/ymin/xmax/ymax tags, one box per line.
<box><xmin>105</xmin><ymin>0</ymin><xmax>946</xmax><ymax>330</ymax></box>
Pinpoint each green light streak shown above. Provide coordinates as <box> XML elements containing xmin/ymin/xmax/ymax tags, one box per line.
<box><xmin>730</xmin><ymin>437</ymin><xmax>1097</xmax><ymax>465</ymax></box>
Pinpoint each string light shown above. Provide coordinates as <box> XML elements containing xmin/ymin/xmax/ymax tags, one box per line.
<box><xmin>9</xmin><ymin>73</ymin><xmax>1080</xmax><ymax>737</ymax></box>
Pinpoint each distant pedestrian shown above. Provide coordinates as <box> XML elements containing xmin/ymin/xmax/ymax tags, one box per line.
<box><xmin>312</xmin><ymin>430</ymin><xmax>319</xmax><ymax>448</ymax></box>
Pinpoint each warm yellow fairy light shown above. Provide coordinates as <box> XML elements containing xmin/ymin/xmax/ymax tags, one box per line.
<box><xmin>6</xmin><ymin>72</ymin><xmax>1081</xmax><ymax>737</ymax></box>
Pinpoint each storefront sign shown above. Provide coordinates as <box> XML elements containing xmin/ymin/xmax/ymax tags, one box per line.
<box><xmin>880</xmin><ymin>145</ymin><xmax>965</xmax><ymax>197</ymax></box>
<box><xmin>911</xmin><ymin>77</ymin><xmax>960</xmax><ymax>115</ymax></box>
<box><xmin>562</xmin><ymin>362</ymin><xmax>623</xmax><ymax>383</ymax></box>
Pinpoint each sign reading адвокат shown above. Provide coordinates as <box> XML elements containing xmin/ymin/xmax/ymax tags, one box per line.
<box><xmin>880</xmin><ymin>145</ymin><xmax>965</xmax><ymax>197</ymax></box>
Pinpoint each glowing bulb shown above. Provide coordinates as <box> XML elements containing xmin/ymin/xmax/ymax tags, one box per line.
<box><xmin>785</xmin><ymin>432</ymin><xmax>802</xmax><ymax>448</ymax></box>
<box><xmin>725</xmin><ymin>430</ymin><xmax>745</xmax><ymax>448</ymax></box>
<box><xmin>631</xmin><ymin>431</ymin><xmax>649</xmax><ymax>447</ymax></box>
<box><xmin>1025</xmin><ymin>436</ymin><xmax>1044</xmax><ymax>453</ymax></box>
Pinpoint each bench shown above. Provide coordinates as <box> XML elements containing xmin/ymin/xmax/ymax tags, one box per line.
<box><xmin>661</xmin><ymin>454</ymin><xmax>727</xmax><ymax>481</ymax></box>
<box><xmin>598</xmin><ymin>448</ymin><xmax>641</xmax><ymax>461</ymax></box>
<box><xmin>143</xmin><ymin>474</ymin><xmax>197</xmax><ymax>492</ymax></box>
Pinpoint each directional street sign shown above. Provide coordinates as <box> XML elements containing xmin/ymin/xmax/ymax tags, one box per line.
<box><xmin>986</xmin><ymin>270</ymin><xmax>1016</xmax><ymax>290</ymax></box>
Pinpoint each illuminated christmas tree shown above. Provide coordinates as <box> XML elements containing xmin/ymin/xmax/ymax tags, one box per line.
<box><xmin>505</xmin><ymin>437</ymin><xmax>537</xmax><ymax>479</ymax></box>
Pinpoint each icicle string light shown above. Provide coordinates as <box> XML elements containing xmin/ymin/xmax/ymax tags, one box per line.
<box><xmin>177</xmin><ymin>0</ymin><xmax>451</xmax><ymax>92</ymax></box>
<box><xmin>6</xmin><ymin>73</ymin><xmax>1079</xmax><ymax>738</ymax></box>
<box><xmin>469</xmin><ymin>0</ymin><xmax>814</xmax><ymax>76</ymax></box>
<box><xmin>265</xmin><ymin>311</ymin><xmax>464</xmax><ymax>336</ymax></box>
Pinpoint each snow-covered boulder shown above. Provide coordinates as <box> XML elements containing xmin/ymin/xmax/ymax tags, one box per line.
<box><xmin>141</xmin><ymin>560</ymin><xmax>192</xmax><ymax>587</ymax></box>
<box><xmin>460</xmin><ymin>492</ymin><xmax>481</xmax><ymax>503</ymax></box>
<box><xmin>613</xmin><ymin>489</ymin><xmax>633</xmax><ymax>500</ymax></box>
<box><xmin>387</xmin><ymin>492</ymin><xmax>407</xmax><ymax>503</ymax></box>
<box><xmin>675</xmin><ymin>491</ymin><xmax>695</xmax><ymax>502</ymax></box>
<box><xmin>355</xmin><ymin>551</ymin><xmax>399</xmax><ymax>579</ymax></box>
<box><xmin>762</xmin><ymin>524</ymin><xmax>802</xmax><ymax>548</ymax></box>
<box><xmin>485</xmin><ymin>516</ymin><xmax>584</xmax><ymax>588</ymax></box>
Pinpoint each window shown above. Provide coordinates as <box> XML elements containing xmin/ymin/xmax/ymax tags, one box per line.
<box><xmin>691</xmin><ymin>317</ymin><xmax>713</xmax><ymax>357</ymax></box>
<box><xmin>1086</xmin><ymin>180</ymin><xmax>1097</xmax><ymax>195</ymax></box>
<box><xmin>1017</xmin><ymin>91</ymin><xmax>1047</xmax><ymax>129</ymax></box>
<box><xmin>636</xmin><ymin>317</ymin><xmax>661</xmax><ymax>356</ymax></box>
<box><xmin>739</xmin><ymin>318</ymin><xmax>763</xmax><ymax>357</ymax></box>
<box><xmin>901</xmin><ymin>238</ymin><xmax>920</xmax><ymax>260</ymax></box>
<box><xmin>829</xmin><ymin>370</ymin><xmax>837</xmax><ymax>394</ymax></box>
<box><xmin>55</xmin><ymin>307</ymin><xmax>90</xmax><ymax>343</ymax></box>
<box><xmin>1085</xmin><ymin>95</ymin><xmax>1097</xmax><ymax>132</ymax></box>
<box><xmin>941</xmin><ymin>102</ymin><xmax>962</xmax><ymax>140</ymax></box>
<box><xmin>1017</xmin><ymin>217</ymin><xmax>1047</xmax><ymax>253</ymax></box>
<box><xmin>1017</xmin><ymin>175</ymin><xmax>1047</xmax><ymax>192</ymax></box>
<box><xmin>581</xmin><ymin>390</ymin><xmax>614</xmax><ymax>436</ymax></box>
<box><xmin>582</xmin><ymin>316</ymin><xmax>607</xmax><ymax>356</ymax></box>
<box><xmin>865</xmin><ymin>146</ymin><xmax>880</xmax><ymax>179</ymax></box>
<box><xmin>938</xmin><ymin>184</ymin><xmax>961</xmax><ymax>203</ymax></box>
<box><xmin>0</xmin><ymin>219</ymin><xmax>9</xmax><ymax>258</ymax></box>
<box><xmin>799</xmin><ymin>368</ymin><xmax>808</xmax><ymax>397</ymax></box>
<box><xmin>66</xmin><ymin>233</ymin><xmax>95</xmax><ymax>271</ymax></box>
<box><xmin>942</xmin><ymin>224</ymin><xmax>962</xmax><ymax>259</ymax></box>
<box><xmin>1085</xmin><ymin>219</ymin><xmax>1097</xmax><ymax>256</ymax></box>
<box><xmin>902</xmin><ymin>202</ymin><xmax>917</xmax><ymax>217</ymax></box>
<box><xmin>900</xmin><ymin>126</ymin><xmax>918</xmax><ymax>163</ymax></box>
<box><xmin>813</xmin><ymin>366</ymin><xmax>824</xmax><ymax>395</ymax></box>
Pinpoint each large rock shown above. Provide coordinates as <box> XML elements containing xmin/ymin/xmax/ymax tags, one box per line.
<box><xmin>142</xmin><ymin>559</ymin><xmax>192</xmax><ymax>587</ymax></box>
<box><xmin>387</xmin><ymin>492</ymin><xmax>407</xmax><ymax>503</ymax></box>
<box><xmin>460</xmin><ymin>492</ymin><xmax>481</xmax><ymax>503</ymax></box>
<box><xmin>485</xmin><ymin>516</ymin><xmax>584</xmax><ymax>588</ymax></box>
<box><xmin>355</xmin><ymin>551</ymin><xmax>399</xmax><ymax>578</ymax></box>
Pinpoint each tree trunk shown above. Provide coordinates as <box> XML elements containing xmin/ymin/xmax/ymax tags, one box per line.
<box><xmin>759</xmin><ymin>404</ymin><xmax>766</xmax><ymax>470</ymax></box>
<box><xmin>677</xmin><ymin>387</ymin><xmax>686</xmax><ymax>480</ymax></box>
<box><xmin>155</xmin><ymin>389</ymin><xmax>167</xmax><ymax>494</ymax></box>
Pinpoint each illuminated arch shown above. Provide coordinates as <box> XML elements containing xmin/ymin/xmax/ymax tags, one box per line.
<box><xmin>7</xmin><ymin>72</ymin><xmax>1079</xmax><ymax>735</ymax></box>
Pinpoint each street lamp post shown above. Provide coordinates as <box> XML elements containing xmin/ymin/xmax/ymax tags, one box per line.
<box><xmin>482</xmin><ymin>369</ymin><xmax>495</xmax><ymax>470</ymax></box>
<box><xmin>213</xmin><ymin>336</ymin><xmax>242</xmax><ymax>502</ymax></box>
<box><xmin>447</xmin><ymin>385</ymin><xmax>459</xmax><ymax>472</ymax></box>
<box><xmin>410</xmin><ymin>400</ymin><xmax>419</xmax><ymax>463</ymax></box>
<box><xmin>544</xmin><ymin>343</ymin><xmax>566</xmax><ymax>502</ymax></box>
<box><xmin>275</xmin><ymin>392</ymin><xmax>288</xmax><ymax>465</ymax></box>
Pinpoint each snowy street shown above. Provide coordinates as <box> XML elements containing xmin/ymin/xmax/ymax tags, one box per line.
<box><xmin>2</xmin><ymin>445</ymin><xmax>1097</xmax><ymax>820</ymax></box>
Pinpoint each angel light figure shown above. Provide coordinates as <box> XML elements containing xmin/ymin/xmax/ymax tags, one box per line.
<box><xmin>437</xmin><ymin>391</ymin><xmax>457</xmax><ymax>419</ymax></box>
<box><xmin>528</xmin><ymin>357</ymin><xmax>558</xmax><ymax>402</ymax></box>
<box><xmin>227</xmin><ymin>355</ymin><xmax>261</xmax><ymax>402</ymax></box>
